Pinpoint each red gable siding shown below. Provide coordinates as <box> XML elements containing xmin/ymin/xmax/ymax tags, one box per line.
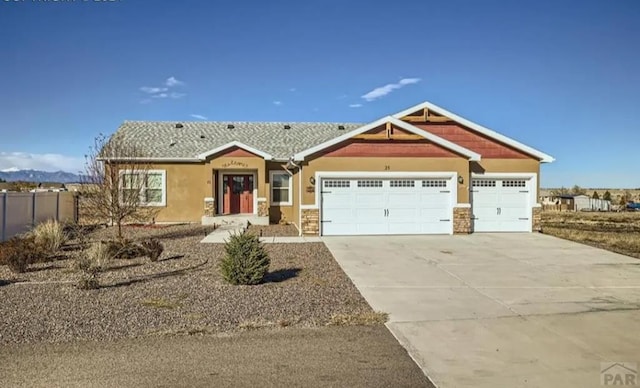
<box><xmin>414</xmin><ymin>123</ymin><xmax>531</xmax><ymax>159</ymax></box>
<box><xmin>364</xmin><ymin>124</ymin><xmax>413</xmax><ymax>135</ymax></box>
<box><xmin>321</xmin><ymin>140</ymin><xmax>459</xmax><ymax>158</ymax></box>
<box><xmin>215</xmin><ymin>146</ymin><xmax>260</xmax><ymax>157</ymax></box>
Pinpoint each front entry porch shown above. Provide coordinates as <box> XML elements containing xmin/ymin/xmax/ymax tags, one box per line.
<box><xmin>202</xmin><ymin>169</ymin><xmax>269</xmax><ymax>226</ymax></box>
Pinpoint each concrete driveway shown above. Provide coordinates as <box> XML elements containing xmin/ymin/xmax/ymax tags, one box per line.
<box><xmin>323</xmin><ymin>233</ymin><xmax>640</xmax><ymax>388</ymax></box>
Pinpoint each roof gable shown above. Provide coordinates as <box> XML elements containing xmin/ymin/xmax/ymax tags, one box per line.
<box><xmin>293</xmin><ymin>117</ymin><xmax>481</xmax><ymax>161</ymax></box>
<box><xmin>197</xmin><ymin>141</ymin><xmax>273</xmax><ymax>160</ymax></box>
<box><xmin>392</xmin><ymin>101</ymin><xmax>554</xmax><ymax>163</ymax></box>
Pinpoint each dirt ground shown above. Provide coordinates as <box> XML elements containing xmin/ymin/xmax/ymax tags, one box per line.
<box><xmin>0</xmin><ymin>325</ymin><xmax>433</xmax><ymax>388</ymax></box>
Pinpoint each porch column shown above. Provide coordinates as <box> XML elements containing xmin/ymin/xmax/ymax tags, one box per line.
<box><xmin>204</xmin><ymin>168</ymin><xmax>216</xmax><ymax>217</ymax></box>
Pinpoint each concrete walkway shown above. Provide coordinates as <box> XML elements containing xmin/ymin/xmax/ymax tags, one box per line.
<box><xmin>323</xmin><ymin>233</ymin><xmax>640</xmax><ymax>388</ymax></box>
<box><xmin>201</xmin><ymin>227</ymin><xmax>321</xmax><ymax>244</ymax></box>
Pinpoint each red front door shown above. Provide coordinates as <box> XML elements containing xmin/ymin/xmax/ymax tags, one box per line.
<box><xmin>223</xmin><ymin>175</ymin><xmax>254</xmax><ymax>214</ymax></box>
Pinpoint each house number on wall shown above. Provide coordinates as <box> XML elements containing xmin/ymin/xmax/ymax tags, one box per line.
<box><xmin>222</xmin><ymin>160</ymin><xmax>249</xmax><ymax>168</ymax></box>
<box><xmin>384</xmin><ymin>165</ymin><xmax>391</xmax><ymax>170</ymax></box>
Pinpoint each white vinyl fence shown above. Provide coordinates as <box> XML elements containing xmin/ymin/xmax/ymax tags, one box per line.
<box><xmin>0</xmin><ymin>192</ymin><xmax>78</xmax><ymax>241</ymax></box>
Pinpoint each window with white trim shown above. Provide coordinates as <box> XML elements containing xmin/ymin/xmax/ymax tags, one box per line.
<box><xmin>270</xmin><ymin>171</ymin><xmax>292</xmax><ymax>205</ymax></box>
<box><xmin>120</xmin><ymin>170</ymin><xmax>166</xmax><ymax>206</ymax></box>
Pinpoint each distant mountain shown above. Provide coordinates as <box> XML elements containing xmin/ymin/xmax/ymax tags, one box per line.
<box><xmin>0</xmin><ymin>169</ymin><xmax>82</xmax><ymax>183</ymax></box>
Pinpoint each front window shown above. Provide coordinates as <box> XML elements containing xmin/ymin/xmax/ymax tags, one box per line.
<box><xmin>120</xmin><ymin>170</ymin><xmax>166</xmax><ymax>206</ymax></box>
<box><xmin>270</xmin><ymin>171</ymin><xmax>292</xmax><ymax>205</ymax></box>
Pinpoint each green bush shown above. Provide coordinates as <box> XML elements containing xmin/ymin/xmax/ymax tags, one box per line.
<box><xmin>141</xmin><ymin>239</ymin><xmax>164</xmax><ymax>262</ymax></box>
<box><xmin>0</xmin><ymin>237</ymin><xmax>45</xmax><ymax>273</ymax></box>
<box><xmin>220</xmin><ymin>232</ymin><xmax>270</xmax><ymax>285</ymax></box>
<box><xmin>31</xmin><ymin>220</ymin><xmax>68</xmax><ymax>253</ymax></box>
<box><xmin>105</xmin><ymin>239</ymin><xmax>146</xmax><ymax>260</ymax></box>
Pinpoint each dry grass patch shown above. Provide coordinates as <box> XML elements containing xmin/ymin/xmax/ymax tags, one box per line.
<box><xmin>542</xmin><ymin>211</ymin><xmax>640</xmax><ymax>259</ymax></box>
<box><xmin>31</xmin><ymin>220</ymin><xmax>68</xmax><ymax>253</ymax></box>
<box><xmin>328</xmin><ymin>311</ymin><xmax>389</xmax><ymax>326</ymax></box>
<box><xmin>543</xmin><ymin>227</ymin><xmax>640</xmax><ymax>259</ymax></box>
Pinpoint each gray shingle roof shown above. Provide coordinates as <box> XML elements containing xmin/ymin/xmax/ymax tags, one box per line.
<box><xmin>112</xmin><ymin>121</ymin><xmax>364</xmax><ymax>160</ymax></box>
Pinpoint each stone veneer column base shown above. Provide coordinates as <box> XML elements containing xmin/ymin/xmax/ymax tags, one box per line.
<box><xmin>301</xmin><ymin>208</ymin><xmax>320</xmax><ymax>235</ymax></box>
<box><xmin>453</xmin><ymin>207</ymin><xmax>471</xmax><ymax>234</ymax></box>
<box><xmin>257</xmin><ymin>199</ymin><xmax>269</xmax><ymax>217</ymax></box>
<box><xmin>204</xmin><ymin>197</ymin><xmax>215</xmax><ymax>217</ymax></box>
<box><xmin>532</xmin><ymin>206</ymin><xmax>542</xmax><ymax>232</ymax></box>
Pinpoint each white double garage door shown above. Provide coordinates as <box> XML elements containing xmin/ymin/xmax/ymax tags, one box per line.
<box><xmin>320</xmin><ymin>175</ymin><xmax>533</xmax><ymax>236</ymax></box>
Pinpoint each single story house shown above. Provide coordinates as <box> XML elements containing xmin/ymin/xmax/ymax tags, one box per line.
<box><xmin>106</xmin><ymin>100</ymin><xmax>554</xmax><ymax>235</ymax></box>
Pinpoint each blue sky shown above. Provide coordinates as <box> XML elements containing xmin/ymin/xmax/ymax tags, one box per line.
<box><xmin>0</xmin><ymin>0</ymin><xmax>638</xmax><ymax>188</ymax></box>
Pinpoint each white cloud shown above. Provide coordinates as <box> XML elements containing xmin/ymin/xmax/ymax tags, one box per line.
<box><xmin>361</xmin><ymin>77</ymin><xmax>421</xmax><ymax>102</ymax></box>
<box><xmin>398</xmin><ymin>78</ymin><xmax>421</xmax><ymax>85</ymax></box>
<box><xmin>140</xmin><ymin>86</ymin><xmax>168</xmax><ymax>94</ymax></box>
<box><xmin>165</xmin><ymin>76</ymin><xmax>184</xmax><ymax>87</ymax></box>
<box><xmin>190</xmin><ymin>114</ymin><xmax>208</xmax><ymax>120</ymax></box>
<box><xmin>349</xmin><ymin>103</ymin><xmax>363</xmax><ymax>108</ymax></box>
<box><xmin>273</xmin><ymin>101</ymin><xmax>282</xmax><ymax>106</ymax></box>
<box><xmin>0</xmin><ymin>152</ymin><xmax>84</xmax><ymax>173</ymax></box>
<box><xmin>137</xmin><ymin>77</ymin><xmax>186</xmax><ymax>103</ymax></box>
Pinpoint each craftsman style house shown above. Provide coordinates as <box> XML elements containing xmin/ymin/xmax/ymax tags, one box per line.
<box><xmin>107</xmin><ymin>100</ymin><xmax>553</xmax><ymax>236</ymax></box>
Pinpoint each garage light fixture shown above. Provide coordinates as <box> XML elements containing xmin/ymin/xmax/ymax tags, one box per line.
<box><xmin>309</xmin><ymin>177</ymin><xmax>316</xmax><ymax>185</ymax></box>
<box><xmin>458</xmin><ymin>176</ymin><xmax>464</xmax><ymax>184</ymax></box>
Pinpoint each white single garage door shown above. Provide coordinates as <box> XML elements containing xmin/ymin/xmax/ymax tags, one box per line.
<box><xmin>321</xmin><ymin>177</ymin><xmax>453</xmax><ymax>236</ymax></box>
<box><xmin>471</xmin><ymin>178</ymin><xmax>531</xmax><ymax>232</ymax></box>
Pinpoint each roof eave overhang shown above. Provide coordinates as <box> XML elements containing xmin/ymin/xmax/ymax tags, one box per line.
<box><xmin>97</xmin><ymin>157</ymin><xmax>201</xmax><ymax>162</ymax></box>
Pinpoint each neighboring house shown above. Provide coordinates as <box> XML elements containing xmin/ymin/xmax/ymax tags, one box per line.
<box><xmin>30</xmin><ymin>182</ymin><xmax>68</xmax><ymax>193</ymax></box>
<box><xmin>542</xmin><ymin>194</ymin><xmax>611</xmax><ymax>211</ymax></box>
<box><xmin>105</xmin><ymin>100</ymin><xmax>554</xmax><ymax>236</ymax></box>
<box><xmin>573</xmin><ymin>195</ymin><xmax>611</xmax><ymax>211</ymax></box>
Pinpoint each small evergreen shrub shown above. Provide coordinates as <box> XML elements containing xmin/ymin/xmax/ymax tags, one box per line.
<box><xmin>141</xmin><ymin>239</ymin><xmax>164</xmax><ymax>262</ymax></box>
<box><xmin>105</xmin><ymin>239</ymin><xmax>146</xmax><ymax>260</ymax></box>
<box><xmin>0</xmin><ymin>237</ymin><xmax>45</xmax><ymax>273</ymax></box>
<box><xmin>220</xmin><ymin>232</ymin><xmax>270</xmax><ymax>285</ymax></box>
<box><xmin>31</xmin><ymin>220</ymin><xmax>68</xmax><ymax>253</ymax></box>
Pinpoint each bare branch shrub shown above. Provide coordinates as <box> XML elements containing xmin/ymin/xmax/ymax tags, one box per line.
<box><xmin>81</xmin><ymin>133</ymin><xmax>159</xmax><ymax>239</ymax></box>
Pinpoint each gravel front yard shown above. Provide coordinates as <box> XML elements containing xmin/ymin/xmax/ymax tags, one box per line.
<box><xmin>0</xmin><ymin>224</ymin><xmax>373</xmax><ymax>345</ymax></box>
<box><xmin>246</xmin><ymin>223</ymin><xmax>298</xmax><ymax>237</ymax></box>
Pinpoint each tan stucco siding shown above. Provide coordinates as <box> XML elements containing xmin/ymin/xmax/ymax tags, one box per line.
<box><xmin>140</xmin><ymin>163</ymin><xmax>208</xmax><ymax>222</ymax></box>
<box><xmin>132</xmin><ymin>155</ymin><xmax>266</xmax><ymax>223</ymax></box>
<box><xmin>472</xmin><ymin>159</ymin><xmax>541</xmax><ymax>199</ymax></box>
<box><xmin>266</xmin><ymin>162</ymin><xmax>299</xmax><ymax>225</ymax></box>
<box><xmin>301</xmin><ymin>157</ymin><xmax>470</xmax><ymax>205</ymax></box>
